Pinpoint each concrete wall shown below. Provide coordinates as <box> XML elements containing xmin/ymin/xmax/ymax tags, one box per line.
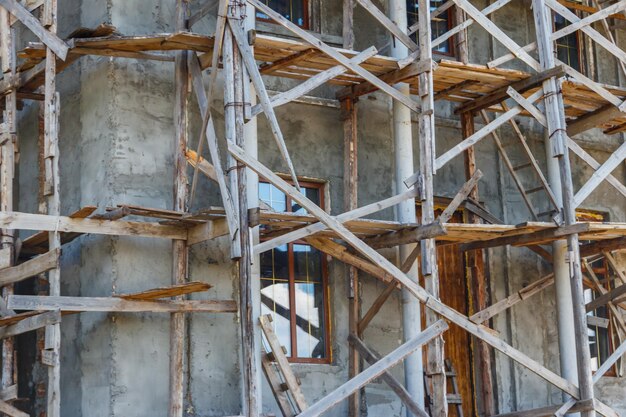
<box><xmin>11</xmin><ymin>0</ymin><xmax>626</xmax><ymax>416</ymax></box>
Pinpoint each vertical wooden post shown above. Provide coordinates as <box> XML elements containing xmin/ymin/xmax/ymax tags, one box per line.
<box><xmin>169</xmin><ymin>1</ymin><xmax>189</xmax><ymax>416</ymax></box>
<box><xmin>342</xmin><ymin>98</ymin><xmax>360</xmax><ymax>417</ymax></box>
<box><xmin>343</xmin><ymin>0</ymin><xmax>355</xmax><ymax>49</ymax></box>
<box><xmin>532</xmin><ymin>1</ymin><xmax>595</xmax><ymax>415</ymax></box>
<box><xmin>461</xmin><ymin>112</ymin><xmax>495</xmax><ymax>417</ymax></box>
<box><xmin>454</xmin><ymin>6</ymin><xmax>469</xmax><ymax>64</ymax></box>
<box><xmin>417</xmin><ymin>1</ymin><xmax>446</xmax><ymax>416</ymax></box>
<box><xmin>226</xmin><ymin>5</ymin><xmax>259</xmax><ymax>415</ymax></box>
<box><xmin>42</xmin><ymin>0</ymin><xmax>61</xmax><ymax>415</ymax></box>
<box><xmin>0</xmin><ymin>3</ymin><xmax>16</xmax><ymax>410</ymax></box>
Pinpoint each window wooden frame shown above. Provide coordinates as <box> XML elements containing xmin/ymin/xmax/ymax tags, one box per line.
<box><xmin>256</xmin><ymin>0</ymin><xmax>310</xmax><ymax>30</ymax></box>
<box><xmin>552</xmin><ymin>10</ymin><xmax>584</xmax><ymax>74</ymax></box>
<box><xmin>259</xmin><ymin>179</ymin><xmax>331</xmax><ymax>364</ymax></box>
<box><xmin>577</xmin><ymin>209</ymin><xmax>617</xmax><ymax>377</ymax></box>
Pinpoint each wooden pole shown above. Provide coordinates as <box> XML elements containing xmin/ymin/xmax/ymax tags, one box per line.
<box><xmin>42</xmin><ymin>0</ymin><xmax>61</xmax><ymax>415</ymax></box>
<box><xmin>342</xmin><ymin>98</ymin><xmax>361</xmax><ymax>417</ymax></box>
<box><xmin>226</xmin><ymin>6</ymin><xmax>259</xmax><ymax>415</ymax></box>
<box><xmin>0</xmin><ymin>4</ymin><xmax>16</xmax><ymax>413</ymax></box>
<box><xmin>461</xmin><ymin>112</ymin><xmax>495</xmax><ymax>416</ymax></box>
<box><xmin>169</xmin><ymin>0</ymin><xmax>189</xmax><ymax>416</ymax></box>
<box><xmin>343</xmin><ymin>0</ymin><xmax>354</xmax><ymax>49</ymax></box>
<box><xmin>532</xmin><ymin>1</ymin><xmax>595</xmax><ymax>415</ymax></box>
<box><xmin>417</xmin><ymin>1</ymin><xmax>446</xmax><ymax>416</ymax></box>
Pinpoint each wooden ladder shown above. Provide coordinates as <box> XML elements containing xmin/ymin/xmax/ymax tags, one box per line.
<box><xmin>424</xmin><ymin>359</ymin><xmax>464</xmax><ymax>417</ymax></box>
<box><xmin>479</xmin><ymin>110</ymin><xmax>560</xmax><ymax>221</ymax></box>
<box><xmin>259</xmin><ymin>314</ymin><xmax>308</xmax><ymax>417</ymax></box>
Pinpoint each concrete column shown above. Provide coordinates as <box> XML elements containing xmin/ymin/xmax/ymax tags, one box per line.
<box><xmin>388</xmin><ymin>1</ymin><xmax>425</xmax><ymax>414</ymax></box>
<box><xmin>544</xmin><ymin>139</ymin><xmax>580</xmax><ymax>401</ymax></box>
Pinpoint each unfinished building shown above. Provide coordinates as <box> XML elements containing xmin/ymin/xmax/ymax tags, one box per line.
<box><xmin>0</xmin><ymin>0</ymin><xmax>624</xmax><ymax>416</ymax></box>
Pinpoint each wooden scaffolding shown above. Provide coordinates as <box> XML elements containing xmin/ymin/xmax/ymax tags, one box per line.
<box><xmin>0</xmin><ymin>0</ymin><xmax>624</xmax><ymax>416</ymax></box>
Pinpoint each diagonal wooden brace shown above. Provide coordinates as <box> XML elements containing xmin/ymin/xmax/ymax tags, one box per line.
<box><xmin>0</xmin><ymin>0</ymin><xmax>68</xmax><ymax>60</ymax></box>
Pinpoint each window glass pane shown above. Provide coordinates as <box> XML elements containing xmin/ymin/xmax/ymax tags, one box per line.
<box><xmin>295</xmin><ymin>282</ymin><xmax>326</xmax><ymax>358</ymax></box>
<box><xmin>261</xmin><ymin>280</ymin><xmax>292</xmax><ymax>356</ymax></box>
<box><xmin>260</xmin><ymin>182</ymin><xmax>286</xmax><ymax>212</ymax></box>
<box><xmin>257</xmin><ymin>0</ymin><xmax>306</xmax><ymax>27</ymax></box>
<box><xmin>291</xmin><ymin>186</ymin><xmax>320</xmax><ymax>214</ymax></box>
<box><xmin>260</xmin><ymin>245</ymin><xmax>289</xmax><ymax>280</ymax></box>
<box><xmin>554</xmin><ymin>14</ymin><xmax>580</xmax><ymax>71</ymax></box>
<box><xmin>293</xmin><ymin>244</ymin><xmax>322</xmax><ymax>283</ymax></box>
<box><xmin>406</xmin><ymin>0</ymin><xmax>451</xmax><ymax>53</ymax></box>
<box><xmin>585</xmin><ymin>258</ymin><xmax>613</xmax><ymax>373</ymax></box>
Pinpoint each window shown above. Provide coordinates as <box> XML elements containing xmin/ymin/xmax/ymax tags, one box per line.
<box><xmin>256</xmin><ymin>0</ymin><xmax>309</xmax><ymax>29</ymax></box>
<box><xmin>554</xmin><ymin>13</ymin><xmax>581</xmax><ymax>72</ymax></box>
<box><xmin>406</xmin><ymin>0</ymin><xmax>453</xmax><ymax>55</ymax></box>
<box><xmin>584</xmin><ymin>257</ymin><xmax>617</xmax><ymax>376</ymax></box>
<box><xmin>259</xmin><ymin>181</ymin><xmax>330</xmax><ymax>363</ymax></box>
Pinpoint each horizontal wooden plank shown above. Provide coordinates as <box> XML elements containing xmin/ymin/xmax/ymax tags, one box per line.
<box><xmin>8</xmin><ymin>296</ymin><xmax>237</xmax><ymax>313</ymax></box>
<box><xmin>0</xmin><ymin>211</ymin><xmax>188</xmax><ymax>240</ymax></box>
<box><xmin>117</xmin><ymin>282</ymin><xmax>212</xmax><ymax>300</ymax></box>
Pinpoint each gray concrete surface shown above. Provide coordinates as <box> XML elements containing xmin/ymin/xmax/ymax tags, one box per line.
<box><xmin>9</xmin><ymin>0</ymin><xmax>626</xmax><ymax>416</ymax></box>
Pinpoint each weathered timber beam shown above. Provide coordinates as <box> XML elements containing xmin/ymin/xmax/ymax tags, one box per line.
<box><xmin>0</xmin><ymin>310</ymin><xmax>60</xmax><ymax>340</ymax></box>
<box><xmin>0</xmin><ymin>249</ymin><xmax>59</xmax><ymax>286</ymax></box>
<box><xmin>461</xmin><ymin>223</ymin><xmax>590</xmax><ymax>251</ymax></box>
<box><xmin>259</xmin><ymin>48</ymin><xmax>318</xmax><ymax>74</ymax></box>
<box><xmin>0</xmin><ymin>211</ymin><xmax>188</xmax><ymax>239</ymax></box>
<box><xmin>470</xmin><ymin>274</ymin><xmax>554</xmax><ymax>323</ymax></box>
<box><xmin>185</xmin><ymin>218</ymin><xmax>228</xmax><ymax>245</ymax></box>
<box><xmin>585</xmin><ymin>284</ymin><xmax>626</xmax><ymax>311</ymax></box>
<box><xmin>567</xmin><ymin>104</ymin><xmax>625</xmax><ymax>136</ymax></box>
<box><xmin>434</xmin><ymin>79</ymin><xmax>479</xmax><ymax>101</ymax></box>
<box><xmin>364</xmin><ymin>222</ymin><xmax>447</xmax><ymax>249</ymax></box>
<box><xmin>306</xmin><ymin>237</ymin><xmax>395</xmax><ymax>283</ymax></box>
<box><xmin>8</xmin><ymin>295</ymin><xmax>238</xmax><ymax>313</ymax></box>
<box><xmin>0</xmin><ymin>0</ymin><xmax>68</xmax><ymax>59</ymax></box>
<box><xmin>349</xmin><ymin>334</ymin><xmax>428</xmax><ymax>417</ymax></box>
<box><xmin>228</xmin><ymin>141</ymin><xmax>580</xmax><ymax>398</ymax></box>
<box><xmin>298</xmin><ymin>321</ymin><xmax>448</xmax><ymax>417</ymax></box>
<box><xmin>580</xmin><ymin>236</ymin><xmax>626</xmax><ymax>257</ymax></box>
<box><xmin>336</xmin><ymin>59</ymin><xmax>433</xmax><ymax>100</ymax></box>
<box><xmin>456</xmin><ymin>66</ymin><xmax>563</xmax><ymax>114</ymax></box>
<box><xmin>116</xmin><ymin>282</ymin><xmax>212</xmax><ymax>301</ymax></box>
<box><xmin>185</xmin><ymin>148</ymin><xmax>218</xmax><ymax>183</ymax></box>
